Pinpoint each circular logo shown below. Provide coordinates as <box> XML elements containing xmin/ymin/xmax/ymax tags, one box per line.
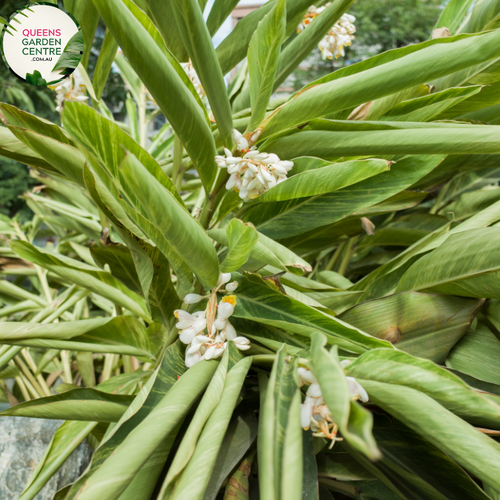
<box><xmin>1</xmin><ymin>2</ymin><xmax>82</xmax><ymax>86</ymax></box>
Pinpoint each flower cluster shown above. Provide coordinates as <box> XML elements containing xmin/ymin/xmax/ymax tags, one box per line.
<box><xmin>181</xmin><ymin>60</ymin><xmax>206</xmax><ymax>100</ymax></box>
<box><xmin>174</xmin><ymin>274</ymin><xmax>250</xmax><ymax>368</ymax></box>
<box><xmin>51</xmin><ymin>69</ymin><xmax>87</xmax><ymax>112</ymax></box>
<box><xmin>298</xmin><ymin>365</ymin><xmax>368</xmax><ymax>444</ymax></box>
<box><xmin>215</xmin><ymin>136</ymin><xmax>294</xmax><ymax>202</ymax></box>
<box><xmin>297</xmin><ymin>5</ymin><xmax>356</xmax><ymax>60</ymax></box>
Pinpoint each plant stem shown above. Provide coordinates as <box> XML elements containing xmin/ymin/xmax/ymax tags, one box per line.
<box><xmin>21</xmin><ymin>349</ymin><xmax>52</xmax><ymax>396</ymax></box>
<box><xmin>138</xmin><ymin>83</ymin><xmax>147</xmax><ymax>149</ymax></box>
<box><xmin>337</xmin><ymin>236</ymin><xmax>360</xmax><ymax>276</ymax></box>
<box><xmin>15</xmin><ymin>375</ymin><xmax>31</xmax><ymax>401</ymax></box>
<box><xmin>60</xmin><ymin>350</ymin><xmax>73</xmax><ymax>384</ymax></box>
<box><xmin>14</xmin><ymin>356</ymin><xmax>45</xmax><ymax>398</ymax></box>
<box><xmin>325</xmin><ymin>241</ymin><xmax>347</xmax><ymax>272</ymax></box>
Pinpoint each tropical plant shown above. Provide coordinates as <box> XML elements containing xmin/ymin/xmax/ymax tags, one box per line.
<box><xmin>2</xmin><ymin>0</ymin><xmax>500</xmax><ymax>499</ymax></box>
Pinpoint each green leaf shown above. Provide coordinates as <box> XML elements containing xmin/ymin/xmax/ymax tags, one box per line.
<box><xmin>0</xmin><ymin>388</ymin><xmax>134</xmax><ymax>422</ymax></box>
<box><xmin>65</xmin><ymin>341</ymin><xmax>186</xmax><ymax>499</ymax></box>
<box><xmin>66</xmin><ymin>0</ymin><xmax>99</xmax><ymax>68</ymax></box>
<box><xmin>261</xmin><ymin>30</ymin><xmax>500</xmax><ymax>140</ymax></box>
<box><xmin>311</xmin><ymin>333</ymin><xmax>380</xmax><ymax>460</ymax></box>
<box><xmin>168</xmin><ymin>357</ymin><xmax>252</xmax><ymax>500</ymax></box>
<box><xmin>67</xmin><ymin>357</ymin><xmax>218</xmax><ymax>500</ymax></box>
<box><xmin>358</xmin><ymin>379</ymin><xmax>500</xmax><ymax>488</ymax></box>
<box><xmin>220</xmin><ymin>219</ymin><xmax>259</xmax><ymax>273</ymax></box>
<box><xmin>18</xmin><ymin>421</ymin><xmax>97</xmax><ymax>500</ymax></box>
<box><xmin>62</xmin><ymin>102</ymin><xmax>182</xmax><ymax>203</ymax></box>
<box><xmin>118</xmin><ymin>151</ymin><xmax>220</xmax><ymax>289</ymax></box>
<box><xmin>142</xmin><ymin>0</ymin><xmax>189</xmax><ymax>61</ymax></box>
<box><xmin>244</xmin><ymin>155</ymin><xmax>444</xmax><ymax>239</ymax></box>
<box><xmin>339</xmin><ymin>292</ymin><xmax>482</xmax><ymax>363</ymax></box>
<box><xmin>210</xmin><ymin>227</ymin><xmax>311</xmax><ymax>275</ymax></box>
<box><xmin>171</xmin><ymin>0</ymin><xmax>234</xmax><ymax>148</ymax></box>
<box><xmin>347</xmin><ymin>349</ymin><xmax>500</xmax><ymax>429</ymax></box>
<box><xmin>258</xmin><ymin>158</ymin><xmax>390</xmax><ymax>202</ymax></box>
<box><xmin>93</xmin><ymin>29</ymin><xmax>119</xmax><ymax>100</ymax></box>
<box><xmin>281</xmin><ymin>390</ymin><xmax>303</xmax><ymax>500</ymax></box>
<box><xmin>397</xmin><ymin>227</ymin><xmax>500</xmax><ymax>298</ymax></box>
<box><xmin>247</xmin><ymin>0</ymin><xmax>286</xmax><ymax>131</ymax></box>
<box><xmin>434</xmin><ymin>0</ymin><xmax>475</xmax><ymax>33</ymax></box>
<box><xmin>206</xmin><ymin>0</ymin><xmax>240</xmax><ymax>36</ymax></box>
<box><xmin>159</xmin><ymin>353</ymin><xmax>229</xmax><ymax>496</ymax></box>
<box><xmin>52</xmin><ymin>31</ymin><xmax>84</xmax><ymax>73</ymax></box>
<box><xmin>0</xmin><ymin>316</ymin><xmax>154</xmax><ymax>358</ymax></box>
<box><xmin>203</xmin><ymin>404</ymin><xmax>259</xmax><ymax>500</ymax></box>
<box><xmin>91</xmin><ymin>0</ymin><xmax>218</xmax><ymax>190</ymax></box>
<box><xmin>25</xmin><ymin>70</ymin><xmax>47</xmax><ymax>86</ymax></box>
<box><xmin>264</xmin><ymin>124</ymin><xmax>500</xmax><ymax>160</ymax></box>
<box><xmin>232</xmin><ymin>273</ymin><xmax>393</xmax><ymax>354</ymax></box>
<box><xmin>11</xmin><ymin>240</ymin><xmax>151</xmax><ymax>321</ymax></box>
<box><xmin>365</xmin><ymin>414</ymin><xmax>491</xmax><ymax>500</ymax></box>
<box><xmin>447</xmin><ymin>323</ymin><xmax>500</xmax><ymax>385</ymax></box>
<box><xmin>5</xmin><ymin>124</ymin><xmax>85</xmax><ymax>186</ymax></box>
<box><xmin>0</xmin><ymin>126</ymin><xmax>55</xmax><ymax>172</ymax></box>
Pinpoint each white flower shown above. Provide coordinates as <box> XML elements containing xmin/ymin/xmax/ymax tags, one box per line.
<box><xmin>300</xmin><ymin>397</ymin><xmax>314</xmax><ymax>429</ymax></box>
<box><xmin>181</xmin><ymin>60</ymin><xmax>205</xmax><ymax>99</ymax></box>
<box><xmin>223</xmin><ymin>322</ymin><xmax>237</xmax><ymax>340</ymax></box>
<box><xmin>297</xmin><ymin>367</ymin><xmax>318</xmax><ymax>386</ymax></box>
<box><xmin>50</xmin><ymin>68</ymin><xmax>87</xmax><ymax>112</ymax></box>
<box><xmin>226</xmin><ymin>281</ymin><xmax>239</xmax><ymax>293</ymax></box>
<box><xmin>216</xmin><ymin>148</ymin><xmax>293</xmax><ymax>202</ymax></box>
<box><xmin>183</xmin><ymin>293</ymin><xmax>207</xmax><ymax>304</ymax></box>
<box><xmin>347</xmin><ymin>377</ymin><xmax>369</xmax><ymax>403</ymax></box>
<box><xmin>217</xmin><ymin>273</ymin><xmax>232</xmax><ymax>288</ymax></box>
<box><xmin>233</xmin><ymin>336</ymin><xmax>251</xmax><ymax>350</ymax></box>
<box><xmin>340</xmin><ymin>359</ymin><xmax>353</xmax><ymax>369</ymax></box>
<box><xmin>232</xmin><ymin>129</ymin><xmax>249</xmax><ymax>152</ymax></box>
<box><xmin>217</xmin><ymin>302</ymin><xmax>234</xmax><ymax>320</ymax></box>
<box><xmin>297</xmin><ymin>6</ymin><xmax>356</xmax><ymax>60</ymax></box>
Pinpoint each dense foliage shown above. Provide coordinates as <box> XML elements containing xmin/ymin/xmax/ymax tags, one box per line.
<box><xmin>2</xmin><ymin>0</ymin><xmax>500</xmax><ymax>499</ymax></box>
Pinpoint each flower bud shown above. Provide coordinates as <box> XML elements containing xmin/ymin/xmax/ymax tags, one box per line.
<box><xmin>183</xmin><ymin>293</ymin><xmax>206</xmax><ymax>304</ymax></box>
<box><xmin>226</xmin><ymin>281</ymin><xmax>239</xmax><ymax>292</ymax></box>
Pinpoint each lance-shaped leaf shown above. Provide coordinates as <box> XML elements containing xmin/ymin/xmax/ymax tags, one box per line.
<box><xmin>339</xmin><ymin>292</ymin><xmax>482</xmax><ymax>363</ymax></box>
<box><xmin>206</xmin><ymin>0</ymin><xmax>240</xmax><ymax>36</ymax></box>
<box><xmin>244</xmin><ymin>155</ymin><xmax>444</xmax><ymax>239</ymax></box>
<box><xmin>346</xmin><ymin>349</ymin><xmax>500</xmax><ymax>429</ymax></box>
<box><xmin>232</xmin><ymin>273</ymin><xmax>393</xmax><ymax>354</ymax></box>
<box><xmin>247</xmin><ymin>0</ymin><xmax>286</xmax><ymax>131</ymax></box>
<box><xmin>0</xmin><ymin>388</ymin><xmax>134</xmax><ymax>422</ymax></box>
<box><xmin>0</xmin><ymin>316</ymin><xmax>154</xmax><ymax>358</ymax></box>
<box><xmin>170</xmin><ymin>0</ymin><xmax>233</xmax><ymax>148</ymax></box>
<box><xmin>434</xmin><ymin>0</ymin><xmax>475</xmax><ymax>33</ymax></box>
<box><xmin>0</xmin><ymin>126</ymin><xmax>56</xmax><ymax>171</ymax></box>
<box><xmin>203</xmin><ymin>405</ymin><xmax>259</xmax><ymax>500</ymax></box>
<box><xmin>281</xmin><ymin>389</ymin><xmax>303</xmax><ymax>500</ymax></box>
<box><xmin>358</xmin><ymin>379</ymin><xmax>500</xmax><ymax>488</ymax></box>
<box><xmin>118</xmin><ymin>151</ymin><xmax>220</xmax><ymax>289</ymax></box>
<box><xmin>274</xmin><ymin>0</ymin><xmax>355</xmax><ymax>91</ymax></box>
<box><xmin>93</xmin><ymin>29</ymin><xmax>119</xmax><ymax>100</ymax></box>
<box><xmin>311</xmin><ymin>333</ymin><xmax>380</xmax><ymax>459</ymax></box>
<box><xmin>258</xmin><ymin>158</ymin><xmax>390</xmax><ymax>202</ymax></box>
<box><xmin>69</xmin><ymin>359</ymin><xmax>219</xmax><ymax>500</ymax></box>
<box><xmin>11</xmin><ymin>241</ymin><xmax>151</xmax><ymax>321</ymax></box>
<box><xmin>220</xmin><ymin>219</ymin><xmax>259</xmax><ymax>273</ymax></box>
<box><xmin>5</xmin><ymin>124</ymin><xmax>86</xmax><ymax>186</ymax></box>
<box><xmin>66</xmin><ymin>0</ymin><xmax>99</xmax><ymax>68</ymax></box>
<box><xmin>65</xmin><ymin>341</ymin><xmax>187</xmax><ymax>500</ymax></box>
<box><xmin>91</xmin><ymin>0</ymin><xmax>218</xmax><ymax>190</ymax></box>
<box><xmin>447</xmin><ymin>323</ymin><xmax>500</xmax><ymax>385</ymax></box>
<box><xmin>62</xmin><ymin>102</ymin><xmax>182</xmax><ymax>204</ymax></box>
<box><xmin>217</xmin><ymin>0</ymin><xmax>312</xmax><ymax>75</ymax></box>
<box><xmin>261</xmin><ymin>30</ymin><xmax>500</xmax><ymax>140</ymax></box>
<box><xmin>397</xmin><ymin>227</ymin><xmax>500</xmax><ymax>298</ymax></box>
<box><xmin>160</xmin><ymin>353</ymin><xmax>229</xmax><ymax>497</ymax></box>
<box><xmin>168</xmin><ymin>357</ymin><xmax>252</xmax><ymax>500</ymax></box>
<box><xmin>264</xmin><ymin>125</ymin><xmax>500</xmax><ymax>160</ymax></box>
<box><xmin>18</xmin><ymin>421</ymin><xmax>98</xmax><ymax>500</ymax></box>
<box><xmin>210</xmin><ymin>228</ymin><xmax>311</xmax><ymax>275</ymax></box>
<box><xmin>52</xmin><ymin>31</ymin><xmax>84</xmax><ymax>74</ymax></box>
